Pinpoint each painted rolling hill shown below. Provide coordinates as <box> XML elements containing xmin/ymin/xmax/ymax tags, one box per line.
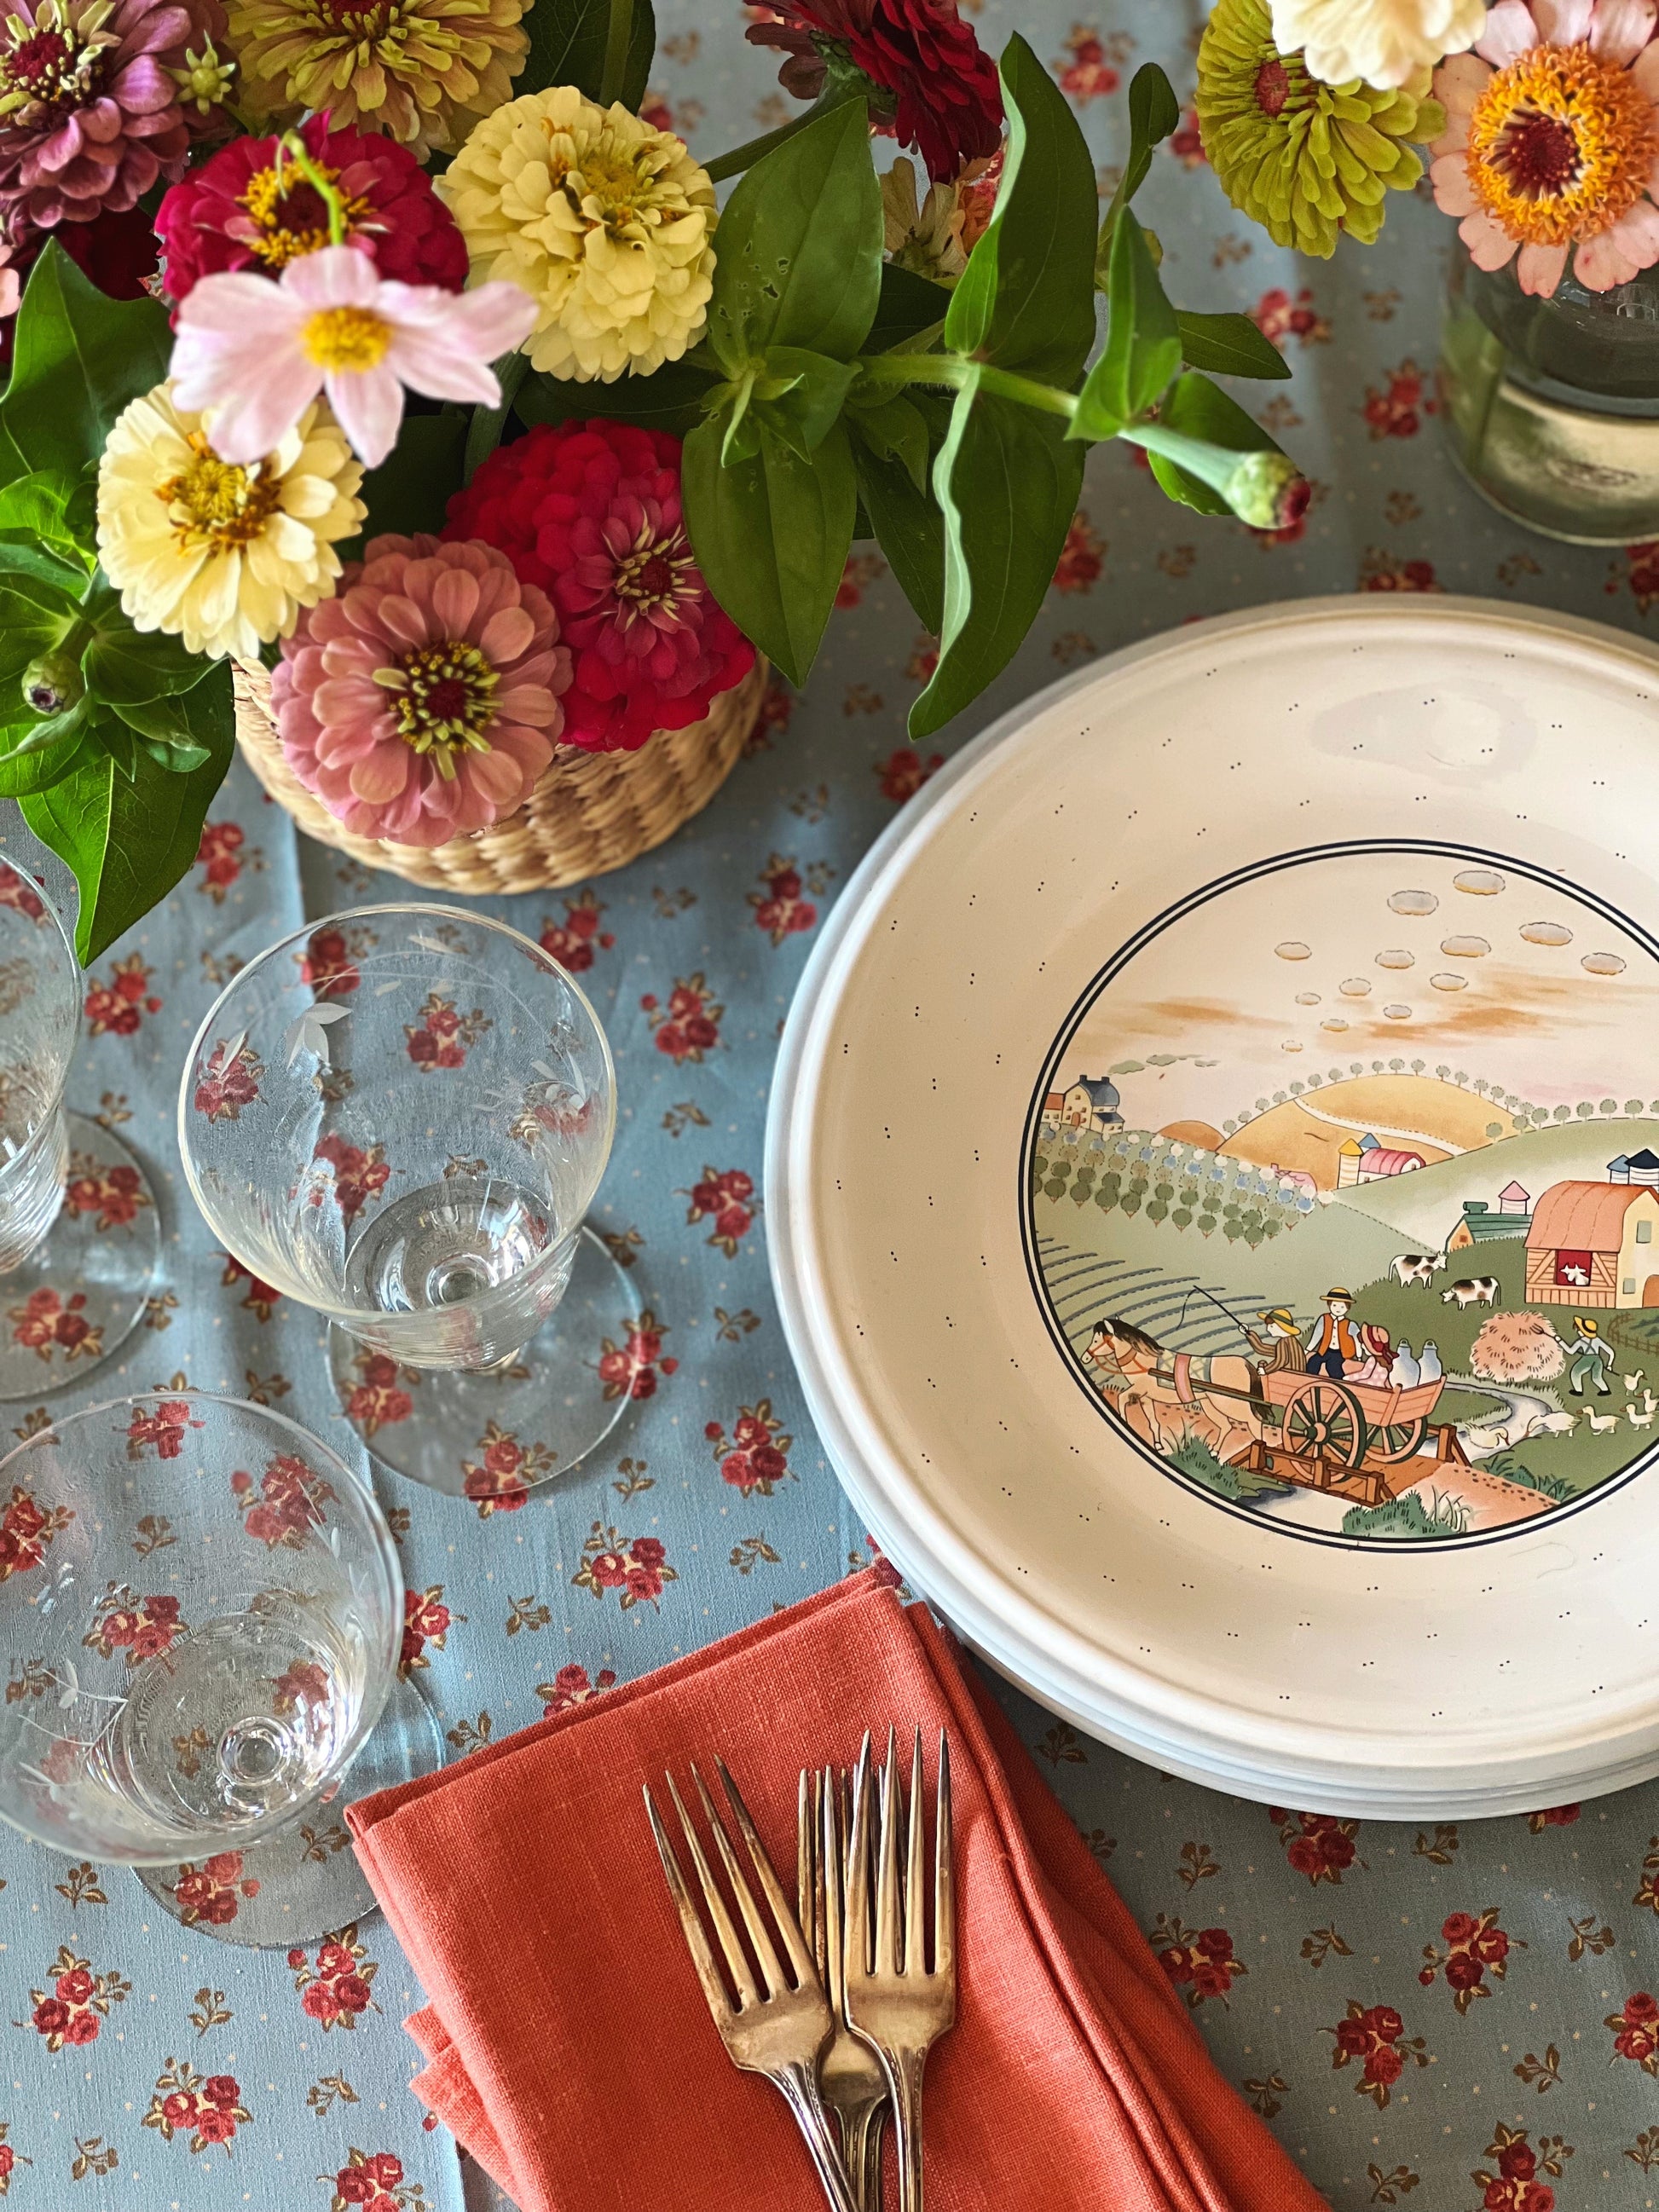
<box><xmin>1326</xmin><ymin>1118</ymin><xmax>1659</xmax><ymax>1250</ymax></box>
<box><xmin>1219</xmin><ymin>1075</ymin><xmax>1521</xmax><ymax>1188</ymax></box>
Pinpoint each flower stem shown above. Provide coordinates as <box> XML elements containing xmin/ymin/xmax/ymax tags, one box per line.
<box><xmin>278</xmin><ymin>130</ymin><xmax>346</xmax><ymax>245</ymax></box>
<box><xmin>599</xmin><ymin>0</ymin><xmax>635</xmax><ymax>107</ymax></box>
<box><xmin>856</xmin><ymin>349</ymin><xmax>1079</xmax><ymax>422</ymax></box>
<box><xmin>704</xmin><ymin>109</ymin><xmax>818</xmax><ymax>184</ymax></box>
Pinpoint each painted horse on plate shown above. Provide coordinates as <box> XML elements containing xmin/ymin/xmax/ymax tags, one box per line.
<box><xmin>1082</xmin><ymin>1316</ymin><xmax>1264</xmax><ymax>1467</ymax></box>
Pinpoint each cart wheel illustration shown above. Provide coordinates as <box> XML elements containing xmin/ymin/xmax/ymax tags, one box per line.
<box><xmin>1371</xmin><ymin>1418</ymin><xmax>1428</xmax><ymax>1466</ymax></box>
<box><xmin>1280</xmin><ymin>1377</ymin><xmax>1366</xmax><ymax>1468</ymax></box>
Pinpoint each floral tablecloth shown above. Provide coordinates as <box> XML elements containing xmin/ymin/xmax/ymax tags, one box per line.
<box><xmin>3</xmin><ymin>3</ymin><xmax>1659</xmax><ymax>2208</ymax></box>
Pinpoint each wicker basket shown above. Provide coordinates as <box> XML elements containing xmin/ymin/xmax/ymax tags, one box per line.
<box><xmin>230</xmin><ymin>653</ymin><xmax>766</xmax><ymax>896</ymax></box>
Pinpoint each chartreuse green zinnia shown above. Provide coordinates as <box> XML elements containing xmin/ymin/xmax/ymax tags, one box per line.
<box><xmin>1196</xmin><ymin>0</ymin><xmax>1443</xmax><ymax>255</ymax></box>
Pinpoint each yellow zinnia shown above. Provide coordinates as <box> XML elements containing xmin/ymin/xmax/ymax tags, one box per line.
<box><xmin>440</xmin><ymin>87</ymin><xmax>717</xmax><ymax>383</ymax></box>
<box><xmin>95</xmin><ymin>384</ymin><xmax>365</xmax><ymax>663</ymax></box>
<box><xmin>226</xmin><ymin>0</ymin><xmax>529</xmax><ymax>159</ymax></box>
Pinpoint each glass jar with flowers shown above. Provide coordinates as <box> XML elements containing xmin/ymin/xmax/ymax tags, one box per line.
<box><xmin>1428</xmin><ymin>0</ymin><xmax>1659</xmax><ymax>543</ymax></box>
<box><xmin>0</xmin><ymin>0</ymin><xmax>1312</xmax><ymax>957</ymax></box>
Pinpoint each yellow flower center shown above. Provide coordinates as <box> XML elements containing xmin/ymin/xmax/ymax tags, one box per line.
<box><xmin>373</xmin><ymin>640</ymin><xmax>498</xmax><ymax>780</ymax></box>
<box><xmin>240</xmin><ymin>159</ymin><xmax>371</xmax><ymax>269</ymax></box>
<box><xmin>547</xmin><ymin>123</ymin><xmax>668</xmax><ymax>233</ymax></box>
<box><xmin>1466</xmin><ymin>41</ymin><xmax>1656</xmax><ymax>245</ymax></box>
<box><xmin>158</xmin><ymin>432</ymin><xmax>282</xmax><ymax>557</ymax></box>
<box><xmin>302</xmin><ymin>304</ymin><xmax>392</xmax><ymax>371</ymax></box>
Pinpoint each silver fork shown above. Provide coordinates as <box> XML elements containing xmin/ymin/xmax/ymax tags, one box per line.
<box><xmin>645</xmin><ymin>1761</ymin><xmax>860</xmax><ymax>2212</ymax></box>
<box><xmin>800</xmin><ymin>1768</ymin><xmax>890</xmax><ymax>2210</ymax></box>
<box><xmin>844</xmin><ymin>1729</ymin><xmax>956</xmax><ymax>2212</ymax></box>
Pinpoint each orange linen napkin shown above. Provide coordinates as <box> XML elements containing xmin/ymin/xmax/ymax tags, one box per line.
<box><xmin>347</xmin><ymin>1574</ymin><xmax>1330</xmax><ymax>2212</ymax></box>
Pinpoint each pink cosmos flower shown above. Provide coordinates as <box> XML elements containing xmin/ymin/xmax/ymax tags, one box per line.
<box><xmin>1430</xmin><ymin>0</ymin><xmax>1659</xmax><ymax>296</ymax></box>
<box><xmin>169</xmin><ymin>244</ymin><xmax>537</xmax><ymax>467</ymax></box>
<box><xmin>271</xmin><ymin>534</ymin><xmax>569</xmax><ymax>846</ymax></box>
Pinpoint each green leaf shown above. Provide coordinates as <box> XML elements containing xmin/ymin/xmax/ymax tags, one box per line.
<box><xmin>1175</xmin><ymin>310</ymin><xmax>1292</xmax><ymax>380</ymax></box>
<box><xmin>0</xmin><ymin>536</ymin><xmax>91</xmax><ymax>593</ymax></box>
<box><xmin>2</xmin><ymin>694</ymin><xmax>91</xmax><ymax>759</ymax></box>
<box><xmin>20</xmin><ymin>661</ymin><xmax>234</xmax><ymax>964</ymax></box>
<box><xmin>847</xmin><ymin>391</ymin><xmax>930</xmax><ymax>490</ymax></box>
<box><xmin>0</xmin><ymin>243</ymin><xmax>171</xmax><ymax>485</ymax></box>
<box><xmin>944</xmin><ymin>34</ymin><xmax>1097</xmax><ymax>386</ymax></box>
<box><xmin>0</xmin><ymin>469</ymin><xmax>93</xmax><ymax>563</ymax></box>
<box><xmin>867</xmin><ymin>263</ymin><xmax>952</xmax><ymax>355</ymax></box>
<box><xmin>0</xmin><ymin>725</ymin><xmax>87</xmax><ymax>796</ymax></box>
<box><xmin>1095</xmin><ymin>62</ymin><xmax>1182</xmax><ymax>280</ymax></box>
<box><xmin>517</xmin><ymin>357</ymin><xmax>719</xmax><ymax>440</ymax></box>
<box><xmin>518</xmin><ymin>0</ymin><xmax>656</xmax><ymax>107</ymax></box>
<box><xmin>349</xmin><ymin>411</ymin><xmax>468</xmax><ymax>554</ymax></box>
<box><xmin>683</xmin><ymin>416</ymin><xmax>855</xmax><ymax>686</ymax></box>
<box><xmin>1072</xmin><ymin>212</ymin><xmax>1180</xmax><ymax>440</ymax></box>
<box><xmin>852</xmin><ymin>438</ymin><xmax>944</xmax><ymax>637</ymax></box>
<box><xmin>750</xmin><ymin>348</ymin><xmax>859</xmax><ymax>462</ymax></box>
<box><xmin>910</xmin><ymin>380</ymin><xmax>1084</xmax><ymax>740</ymax></box>
<box><xmin>1124</xmin><ymin>372</ymin><xmax>1305</xmax><ymax>526</ymax></box>
<box><xmin>113</xmin><ymin>692</ymin><xmax>213</xmax><ymax>773</ymax></box>
<box><xmin>0</xmin><ymin>580</ymin><xmax>72</xmax><ymax>684</ymax></box>
<box><xmin>463</xmin><ymin>350</ymin><xmax>531</xmax><ymax>483</ymax></box>
<box><xmin>706</xmin><ymin>99</ymin><xmax>882</xmax><ymax>371</ymax></box>
<box><xmin>83</xmin><ymin>612</ymin><xmax>208</xmax><ymax>705</ymax></box>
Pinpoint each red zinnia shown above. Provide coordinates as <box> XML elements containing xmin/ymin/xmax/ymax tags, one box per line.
<box><xmin>154</xmin><ymin>113</ymin><xmax>468</xmax><ymax>314</ymax></box>
<box><xmin>747</xmin><ymin>0</ymin><xmax>1002</xmax><ymax>182</ymax></box>
<box><xmin>444</xmin><ymin>420</ymin><xmax>754</xmax><ymax>754</ymax></box>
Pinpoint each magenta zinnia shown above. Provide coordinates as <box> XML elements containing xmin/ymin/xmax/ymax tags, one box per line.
<box><xmin>155</xmin><ymin>114</ymin><xmax>468</xmax><ymax>312</ymax></box>
<box><xmin>272</xmin><ymin>534</ymin><xmax>569</xmax><ymax>846</ymax></box>
<box><xmin>0</xmin><ymin>0</ymin><xmax>225</xmax><ymax>234</ymax></box>
<box><xmin>747</xmin><ymin>0</ymin><xmax>1002</xmax><ymax>182</ymax></box>
<box><xmin>444</xmin><ymin>419</ymin><xmax>756</xmax><ymax>754</ymax></box>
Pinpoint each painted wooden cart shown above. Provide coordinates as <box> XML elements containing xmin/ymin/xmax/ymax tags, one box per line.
<box><xmin>1230</xmin><ymin>1368</ymin><xmax>1469</xmax><ymax>1506</ymax></box>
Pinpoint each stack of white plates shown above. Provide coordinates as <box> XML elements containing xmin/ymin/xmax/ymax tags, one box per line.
<box><xmin>769</xmin><ymin>598</ymin><xmax>1659</xmax><ymax>1817</ymax></box>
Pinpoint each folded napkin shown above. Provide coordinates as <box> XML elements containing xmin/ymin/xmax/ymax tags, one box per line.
<box><xmin>347</xmin><ymin>1575</ymin><xmax>1329</xmax><ymax>2212</ymax></box>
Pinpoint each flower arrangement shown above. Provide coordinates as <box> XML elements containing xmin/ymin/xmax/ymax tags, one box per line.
<box><xmin>1198</xmin><ymin>0</ymin><xmax>1659</xmax><ymax>297</ymax></box>
<box><xmin>0</xmin><ymin>0</ymin><xmax>1312</xmax><ymax>962</ymax></box>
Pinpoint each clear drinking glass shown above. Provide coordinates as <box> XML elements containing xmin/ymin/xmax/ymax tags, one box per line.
<box><xmin>0</xmin><ymin>863</ymin><xmax>159</xmax><ymax>1400</ymax></box>
<box><xmin>0</xmin><ymin>1392</ymin><xmax>436</xmax><ymax>1943</ymax></box>
<box><xmin>178</xmin><ymin>905</ymin><xmax>629</xmax><ymax>1494</ymax></box>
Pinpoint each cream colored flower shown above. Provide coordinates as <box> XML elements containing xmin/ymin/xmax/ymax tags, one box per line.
<box><xmin>227</xmin><ymin>0</ymin><xmax>528</xmax><ymax>158</ymax></box>
<box><xmin>95</xmin><ymin>383</ymin><xmax>365</xmax><ymax>663</ymax></box>
<box><xmin>440</xmin><ymin>86</ymin><xmax>717</xmax><ymax>382</ymax></box>
<box><xmin>881</xmin><ymin>155</ymin><xmax>968</xmax><ymax>285</ymax></box>
<box><xmin>1270</xmin><ymin>0</ymin><xmax>1484</xmax><ymax>90</ymax></box>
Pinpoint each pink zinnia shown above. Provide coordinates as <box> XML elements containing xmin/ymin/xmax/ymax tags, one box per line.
<box><xmin>170</xmin><ymin>244</ymin><xmax>537</xmax><ymax>468</ymax></box>
<box><xmin>272</xmin><ymin>534</ymin><xmax>569</xmax><ymax>847</ymax></box>
<box><xmin>444</xmin><ymin>419</ymin><xmax>755</xmax><ymax>754</ymax></box>
<box><xmin>1430</xmin><ymin>0</ymin><xmax>1659</xmax><ymax>296</ymax></box>
<box><xmin>0</xmin><ymin>0</ymin><xmax>224</xmax><ymax>235</ymax></box>
<box><xmin>154</xmin><ymin>113</ymin><xmax>469</xmax><ymax>315</ymax></box>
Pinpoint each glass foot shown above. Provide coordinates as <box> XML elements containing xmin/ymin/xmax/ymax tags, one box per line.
<box><xmin>0</xmin><ymin>1112</ymin><xmax>159</xmax><ymax>1402</ymax></box>
<box><xmin>130</xmin><ymin>1677</ymin><xmax>445</xmax><ymax>1949</ymax></box>
<box><xmin>328</xmin><ymin>1224</ymin><xmax>638</xmax><ymax>1496</ymax></box>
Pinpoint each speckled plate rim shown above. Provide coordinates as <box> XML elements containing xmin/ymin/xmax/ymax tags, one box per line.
<box><xmin>767</xmin><ymin>596</ymin><xmax>1659</xmax><ymax>1810</ymax></box>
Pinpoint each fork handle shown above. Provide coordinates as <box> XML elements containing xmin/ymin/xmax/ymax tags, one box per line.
<box><xmin>773</xmin><ymin>2061</ymin><xmax>863</xmax><ymax>2212</ymax></box>
<box><xmin>882</xmin><ymin>2049</ymin><xmax>928</xmax><ymax>2212</ymax></box>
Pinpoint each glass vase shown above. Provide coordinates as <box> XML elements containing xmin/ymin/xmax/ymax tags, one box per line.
<box><xmin>1438</xmin><ymin>248</ymin><xmax>1659</xmax><ymax>544</ymax></box>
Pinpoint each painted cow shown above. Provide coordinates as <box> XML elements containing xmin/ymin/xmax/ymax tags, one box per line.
<box><xmin>1441</xmin><ymin>1276</ymin><xmax>1499</xmax><ymax>1308</ymax></box>
<box><xmin>1390</xmin><ymin>1252</ymin><xmax>1445</xmax><ymax>1288</ymax></box>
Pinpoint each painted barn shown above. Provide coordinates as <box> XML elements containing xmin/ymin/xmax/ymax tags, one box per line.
<box><xmin>1448</xmin><ymin>1196</ymin><xmax>1532</xmax><ymax>1253</ymax></box>
<box><xmin>1525</xmin><ymin>1180</ymin><xmax>1659</xmax><ymax>1308</ymax></box>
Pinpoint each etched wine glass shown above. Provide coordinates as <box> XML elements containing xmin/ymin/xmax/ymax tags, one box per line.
<box><xmin>0</xmin><ymin>1392</ymin><xmax>436</xmax><ymax>1944</ymax></box>
<box><xmin>0</xmin><ymin>861</ymin><xmax>159</xmax><ymax>1400</ymax></box>
<box><xmin>178</xmin><ymin>904</ymin><xmax>627</xmax><ymax>1497</ymax></box>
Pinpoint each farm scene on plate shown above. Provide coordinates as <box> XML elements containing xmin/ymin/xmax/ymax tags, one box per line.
<box><xmin>1027</xmin><ymin>850</ymin><xmax>1659</xmax><ymax>1543</ymax></box>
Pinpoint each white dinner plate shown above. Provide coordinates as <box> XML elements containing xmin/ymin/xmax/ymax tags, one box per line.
<box><xmin>769</xmin><ymin>597</ymin><xmax>1659</xmax><ymax>1816</ymax></box>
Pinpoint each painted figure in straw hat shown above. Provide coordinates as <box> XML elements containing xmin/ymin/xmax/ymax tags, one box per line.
<box><xmin>1305</xmin><ymin>1288</ymin><xmax>1358</xmax><ymax>1379</ymax></box>
<box><xmin>1245</xmin><ymin>1307</ymin><xmax>1306</xmax><ymax>1377</ymax></box>
<box><xmin>1566</xmin><ymin>1314</ymin><xmax>1614</xmax><ymax>1397</ymax></box>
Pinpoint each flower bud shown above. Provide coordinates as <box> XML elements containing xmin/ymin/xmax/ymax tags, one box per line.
<box><xmin>1225</xmin><ymin>450</ymin><xmax>1310</xmax><ymax>531</ymax></box>
<box><xmin>20</xmin><ymin>651</ymin><xmax>84</xmax><ymax>719</ymax></box>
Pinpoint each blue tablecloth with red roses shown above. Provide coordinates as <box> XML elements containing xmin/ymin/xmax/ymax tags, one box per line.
<box><xmin>6</xmin><ymin>3</ymin><xmax>1659</xmax><ymax>2209</ymax></box>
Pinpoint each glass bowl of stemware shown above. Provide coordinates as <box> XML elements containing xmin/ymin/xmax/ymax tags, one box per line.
<box><xmin>177</xmin><ymin>904</ymin><xmax>628</xmax><ymax>1496</ymax></box>
<box><xmin>0</xmin><ymin>861</ymin><xmax>159</xmax><ymax>1399</ymax></box>
<box><xmin>0</xmin><ymin>1392</ymin><xmax>436</xmax><ymax>1944</ymax></box>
